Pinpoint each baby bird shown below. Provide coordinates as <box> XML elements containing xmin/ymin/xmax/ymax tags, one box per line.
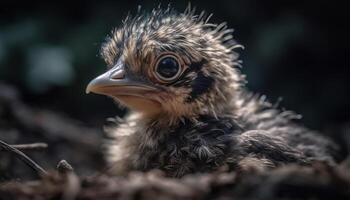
<box><xmin>86</xmin><ymin>6</ymin><xmax>339</xmax><ymax>177</ymax></box>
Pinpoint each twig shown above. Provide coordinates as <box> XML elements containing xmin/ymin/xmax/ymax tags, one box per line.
<box><xmin>56</xmin><ymin>160</ymin><xmax>80</xmax><ymax>200</ymax></box>
<box><xmin>0</xmin><ymin>139</ymin><xmax>47</xmax><ymax>176</ymax></box>
<box><xmin>57</xmin><ymin>160</ymin><xmax>74</xmax><ymax>174</ymax></box>
<box><xmin>8</xmin><ymin>143</ymin><xmax>48</xmax><ymax>151</ymax></box>
<box><xmin>62</xmin><ymin>172</ymin><xmax>80</xmax><ymax>200</ymax></box>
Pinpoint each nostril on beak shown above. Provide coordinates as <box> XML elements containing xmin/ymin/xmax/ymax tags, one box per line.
<box><xmin>110</xmin><ymin>69</ymin><xmax>125</xmax><ymax>80</ymax></box>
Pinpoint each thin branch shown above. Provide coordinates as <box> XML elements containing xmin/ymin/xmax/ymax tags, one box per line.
<box><xmin>0</xmin><ymin>139</ymin><xmax>47</xmax><ymax>176</ymax></box>
<box><xmin>7</xmin><ymin>143</ymin><xmax>48</xmax><ymax>151</ymax></box>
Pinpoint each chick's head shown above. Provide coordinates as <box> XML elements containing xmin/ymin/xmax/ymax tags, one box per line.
<box><xmin>86</xmin><ymin>7</ymin><xmax>244</xmax><ymax>121</ymax></box>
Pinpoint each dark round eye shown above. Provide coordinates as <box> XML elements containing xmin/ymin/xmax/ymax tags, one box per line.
<box><xmin>155</xmin><ymin>56</ymin><xmax>181</xmax><ymax>81</ymax></box>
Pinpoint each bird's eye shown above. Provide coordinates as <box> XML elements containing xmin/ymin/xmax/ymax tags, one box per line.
<box><xmin>154</xmin><ymin>55</ymin><xmax>181</xmax><ymax>82</ymax></box>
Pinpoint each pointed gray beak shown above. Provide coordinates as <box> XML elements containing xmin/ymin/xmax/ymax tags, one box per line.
<box><xmin>86</xmin><ymin>63</ymin><xmax>158</xmax><ymax>97</ymax></box>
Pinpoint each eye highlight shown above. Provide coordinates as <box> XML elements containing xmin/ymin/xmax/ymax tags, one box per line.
<box><xmin>154</xmin><ymin>55</ymin><xmax>182</xmax><ymax>82</ymax></box>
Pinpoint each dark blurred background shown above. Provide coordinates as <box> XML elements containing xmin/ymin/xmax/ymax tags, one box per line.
<box><xmin>0</xmin><ymin>0</ymin><xmax>349</xmax><ymax>178</ymax></box>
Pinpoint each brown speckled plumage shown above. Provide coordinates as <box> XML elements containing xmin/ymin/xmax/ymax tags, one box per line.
<box><xmin>88</xmin><ymin>5</ymin><xmax>339</xmax><ymax>177</ymax></box>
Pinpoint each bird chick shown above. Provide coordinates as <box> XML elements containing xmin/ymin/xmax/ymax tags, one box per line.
<box><xmin>86</xmin><ymin>6</ymin><xmax>339</xmax><ymax>177</ymax></box>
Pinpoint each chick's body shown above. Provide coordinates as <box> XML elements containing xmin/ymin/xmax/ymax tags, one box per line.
<box><xmin>86</xmin><ymin>6</ymin><xmax>339</xmax><ymax>177</ymax></box>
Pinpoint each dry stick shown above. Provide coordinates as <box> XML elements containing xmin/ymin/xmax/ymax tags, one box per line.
<box><xmin>0</xmin><ymin>139</ymin><xmax>47</xmax><ymax>176</ymax></box>
<box><xmin>10</xmin><ymin>143</ymin><xmax>48</xmax><ymax>151</ymax></box>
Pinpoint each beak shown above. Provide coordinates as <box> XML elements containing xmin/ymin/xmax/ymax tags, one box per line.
<box><xmin>86</xmin><ymin>63</ymin><xmax>158</xmax><ymax>98</ymax></box>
